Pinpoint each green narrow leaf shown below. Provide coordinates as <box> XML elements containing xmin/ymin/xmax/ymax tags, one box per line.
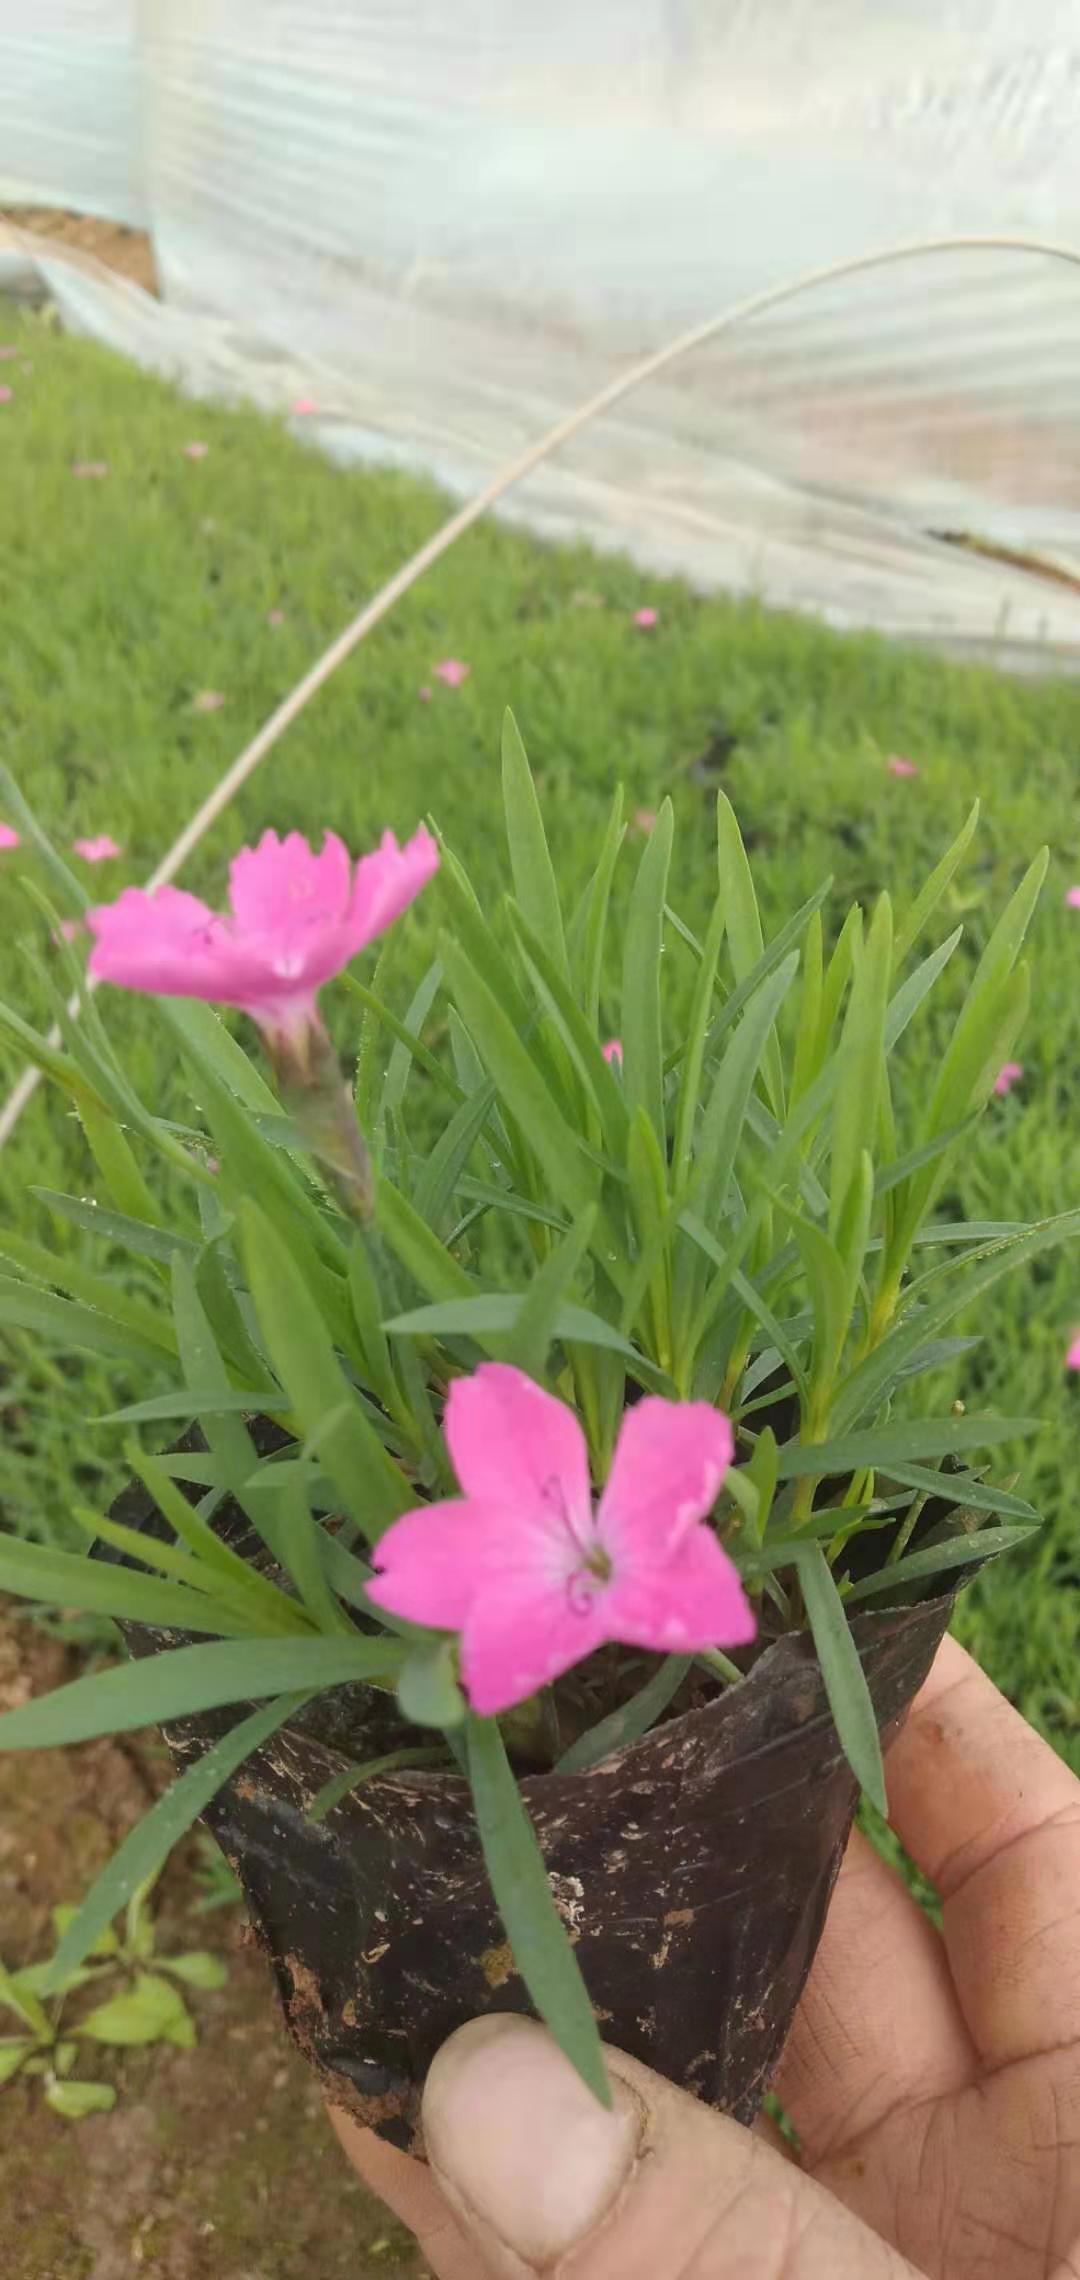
<box><xmin>412</xmin><ymin>1076</ymin><xmax>499</xmax><ymax>1229</ymax></box>
<box><xmin>842</xmin><ymin>1524</ymin><xmax>1036</xmax><ymax>1604</ymax></box>
<box><xmin>830</xmin><ymin>894</ymin><xmax>892</xmax><ymax>1239</ymax></box>
<box><xmin>693</xmin><ymin>953</ymin><xmax>800</xmax><ymax>1223</ymax></box>
<box><xmin>884</xmin><ymin>928</ymin><xmax>962</xmax><ymax>1051</ymax></box>
<box><xmin>376</xmin><ymin>1175</ymin><xmax>478</xmax><ymax>1305</ymax></box>
<box><xmin>307</xmin><ymin>1745</ymin><xmax>449</xmax><ymax>1824</ymax></box>
<box><xmin>0</xmin><ymin>1277</ymin><xmax>168</xmax><ymax>1367</ymax></box>
<box><xmin>467</xmin><ymin>1716</ymin><xmax>610</xmax><ymax>2106</ymax></box>
<box><xmin>776</xmin><ymin>1413</ymin><xmax>1042</xmax><ymax>1480</ymax></box>
<box><xmin>621</xmin><ymin>799</ymin><xmax>673</xmax><ymax>1146</ymax></box>
<box><xmin>0</xmin><ymin>1636</ymin><xmax>403</xmax><ymax>1754</ymax></box>
<box><xmin>241</xmin><ymin>1202</ymin><xmax>411</xmax><ymax>1538</ymax></box>
<box><xmin>0</xmin><ymin>1229</ymin><xmax>177</xmax><ymax>1354</ymax></box>
<box><xmin>378</xmin><ymin>960</ymin><xmax>443</xmax><ymax>1133</ymax></box>
<box><xmin>34</xmin><ymin>1190</ymin><xmax>196</xmax><ymax>1269</ymax></box>
<box><xmin>790</xmin><ymin>908</ymin><xmax>824</xmax><ymax>1106</ymax></box>
<box><xmin>872</xmin><ymin>1461</ymin><xmax>1037</xmax><ymax>1521</ymax></box>
<box><xmin>45</xmin><ymin>2079</ymin><xmax>118</xmax><ymax>2118</ymax></box>
<box><xmin>555</xmin><ymin>1655</ymin><xmax>692</xmax><ymax>1774</ymax></box>
<box><xmin>502</xmin><ymin>710</ymin><xmax>568</xmax><ymax>981</ymax></box>
<box><xmin>0</xmin><ymin>1535</ymin><xmax>263</xmax><ymax>1636</ymax></box>
<box><xmin>672</xmin><ymin>890</ymin><xmax>727</xmax><ymax>1190</ymax></box>
<box><xmin>505</xmin><ymin>902</ymin><xmax>627</xmax><ymax>1156</ymax></box>
<box><xmin>441</xmin><ymin>940</ymin><xmax>598</xmax><ymax>1224</ymax></box>
<box><xmin>76</xmin><ymin>1097</ymin><xmax>163</xmax><ymax>1227</ymax></box>
<box><xmin>796</xmin><ymin>1545</ymin><xmax>886</xmax><ymax>1811</ymax></box>
<box><xmin>346</xmin><ymin>1235</ymin><xmax>401</xmax><ymax>1417</ymax></box>
<box><xmin>581</xmin><ymin>788</ymin><xmax>625</xmax><ymax>1032</ymax></box>
<box><xmin>502</xmin><ymin>1205</ymin><xmax>598</xmax><ymax>1379</ymax></box>
<box><xmin>397</xmin><ymin>1638</ymin><xmax>466</xmax><ymax>1729</ymax></box>
<box><xmin>384</xmin><ymin>1295</ymin><xmax>673</xmax><ymax>1390</ymax></box>
<box><xmin>715</xmin><ymin>790</ymin><xmax>784</xmax><ymax>1117</ymax></box>
<box><xmin>260</xmin><ymin>1464</ymin><xmax>355</xmax><ymax>1637</ymax></box>
<box><xmin>892</xmin><ymin>800</ymin><xmax>980</xmax><ymax>968</ymax></box>
<box><xmin>124</xmin><ymin>1446</ymin><xmax>307</xmax><ymax>1633</ymax></box>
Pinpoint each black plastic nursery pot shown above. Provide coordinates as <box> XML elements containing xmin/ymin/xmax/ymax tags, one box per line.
<box><xmin>109</xmin><ymin>1452</ymin><xmax>962</xmax><ymax>2151</ymax></box>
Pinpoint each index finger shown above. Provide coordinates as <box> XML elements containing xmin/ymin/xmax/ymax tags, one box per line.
<box><xmin>885</xmin><ymin>1632</ymin><xmax>1080</xmax><ymax>2072</ymax></box>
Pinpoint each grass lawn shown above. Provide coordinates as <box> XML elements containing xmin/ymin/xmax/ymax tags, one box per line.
<box><xmin>0</xmin><ymin>296</ymin><xmax>1078</xmax><ymax>1771</ymax></box>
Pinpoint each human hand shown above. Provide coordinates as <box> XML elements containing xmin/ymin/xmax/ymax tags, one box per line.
<box><xmin>330</xmin><ymin>1637</ymin><xmax>1080</xmax><ymax>2278</ymax></box>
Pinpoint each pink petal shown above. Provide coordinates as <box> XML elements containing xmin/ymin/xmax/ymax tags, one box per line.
<box><xmin>73</xmin><ymin>834</ymin><xmax>123</xmax><ymax>863</ymax></box>
<box><xmin>602</xmin><ymin>1038</ymin><xmax>623</xmax><ymax>1066</ymax></box>
<box><xmin>192</xmin><ymin>690</ymin><xmax>226</xmax><ymax>713</ymax></box>
<box><xmin>0</xmin><ymin>388</ymin><xmax>13</xmax><ymax>406</ymax></box>
<box><xmin>367</xmin><ymin>1499</ymin><xmax>506</xmax><ymax>1631</ymax></box>
<box><xmin>886</xmin><ymin>755</ymin><xmax>919</xmax><ymax>779</ymax></box>
<box><xmin>1067</xmin><ymin>1336</ymin><xmax>1080</xmax><ymax>1373</ymax></box>
<box><xmin>228</xmin><ymin>829</ymin><xmax>352</xmax><ymax>938</ymax></box>
<box><xmin>72</xmin><ymin>460</ymin><xmax>108</xmax><ymax>478</ymax></box>
<box><xmin>183</xmin><ymin>441</ymin><xmax>209</xmax><ymax>459</ymax></box>
<box><xmin>0</xmin><ymin>824</ymin><xmax>19</xmax><ymax>851</ymax></box>
<box><xmin>633</xmin><ymin>606</ymin><xmax>658</xmax><ymax>629</ymax></box>
<box><xmin>460</xmin><ymin>1570</ymin><xmax>609</xmax><ymax>1716</ymax></box>
<box><xmin>87</xmin><ymin>884</ymin><xmax>272</xmax><ymax>1008</ymax></box>
<box><xmin>994</xmin><ymin>1061</ymin><xmax>1024</xmax><ymax>1097</ymax></box>
<box><xmin>345</xmin><ymin>825</ymin><xmax>440</xmax><ymax>958</ymax></box>
<box><xmin>1066</xmin><ymin>886</ymin><xmax>1080</xmax><ymax>910</ymax></box>
<box><xmin>53</xmin><ymin>918</ymin><xmax>81</xmax><ymax>945</ymax></box>
<box><xmin>433</xmin><ymin>660</ymin><xmax>469</xmax><ymax>688</ymax></box>
<box><xmin>445</xmin><ymin>1364</ymin><xmax>591</xmax><ymax>1524</ymax></box>
<box><xmin>603</xmin><ymin>1524</ymin><xmax>756</xmax><ymax>1656</ymax></box>
<box><xmin>291</xmin><ymin>396</ymin><xmax>318</xmax><ymax>416</ymax></box>
<box><xmin>267</xmin><ymin>608</ymin><xmax>285</xmax><ymax>627</ymax></box>
<box><xmin>599</xmin><ymin>1397</ymin><xmax>734</xmax><ymax>1561</ymax></box>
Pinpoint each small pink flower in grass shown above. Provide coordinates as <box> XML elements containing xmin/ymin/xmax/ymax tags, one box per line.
<box><xmin>632</xmin><ymin>807</ymin><xmax>657</xmax><ymax>835</ymax></box>
<box><xmin>74</xmin><ymin>834</ymin><xmax>123</xmax><ymax>864</ymax></box>
<box><xmin>291</xmin><ymin>396</ymin><xmax>318</xmax><ymax>416</ymax></box>
<box><xmin>434</xmin><ymin>659</ymin><xmax>470</xmax><ymax>688</ymax></box>
<box><xmin>1066</xmin><ymin>886</ymin><xmax>1080</xmax><ymax>910</ymax></box>
<box><xmin>887</xmin><ymin>755</ymin><xmax>919</xmax><ymax>778</ymax></box>
<box><xmin>183</xmin><ymin>440</ymin><xmax>209</xmax><ymax>460</ymax></box>
<box><xmin>368</xmin><ymin>1364</ymin><xmax>754</xmax><ymax>1716</ymax></box>
<box><xmin>0</xmin><ymin>346</ymin><xmax>15</xmax><ymax>361</ymax></box>
<box><xmin>0</xmin><ymin>825</ymin><xmax>19</xmax><ymax>851</ymax></box>
<box><xmin>72</xmin><ymin>460</ymin><xmax>108</xmax><ymax>478</ymax></box>
<box><xmin>1067</xmin><ymin>1335</ymin><xmax>1080</xmax><ymax>1372</ymax></box>
<box><xmin>0</xmin><ymin>387</ymin><xmax>13</xmax><ymax>406</ymax></box>
<box><xmin>633</xmin><ymin>606</ymin><xmax>659</xmax><ymax>630</ymax></box>
<box><xmin>994</xmin><ymin>1061</ymin><xmax>1024</xmax><ymax>1097</ymax></box>
<box><xmin>267</xmin><ymin>607</ymin><xmax>285</xmax><ymax>627</ymax></box>
<box><xmin>192</xmin><ymin>690</ymin><xmax>226</xmax><ymax>714</ymax></box>
<box><xmin>88</xmin><ymin>825</ymin><xmax>439</xmax><ymax>1047</ymax></box>
<box><xmin>418</xmin><ymin>684</ymin><xmax>432</xmax><ymax>703</ymax></box>
<box><xmin>602</xmin><ymin>1037</ymin><xmax>623</xmax><ymax>1066</ymax></box>
<box><xmin>53</xmin><ymin>918</ymin><xmax>81</xmax><ymax>946</ymax></box>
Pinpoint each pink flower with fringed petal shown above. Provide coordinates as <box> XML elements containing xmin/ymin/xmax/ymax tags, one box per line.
<box><xmin>74</xmin><ymin>834</ymin><xmax>123</xmax><ymax>863</ymax></box>
<box><xmin>994</xmin><ymin>1061</ymin><xmax>1024</xmax><ymax>1097</ymax></box>
<box><xmin>602</xmin><ymin>1038</ymin><xmax>623</xmax><ymax>1066</ymax></box>
<box><xmin>367</xmin><ymin>1363</ymin><xmax>754</xmax><ymax>1716</ymax></box>
<box><xmin>887</xmin><ymin>755</ymin><xmax>919</xmax><ymax>779</ymax></box>
<box><xmin>0</xmin><ymin>825</ymin><xmax>19</xmax><ymax>851</ymax></box>
<box><xmin>434</xmin><ymin>659</ymin><xmax>469</xmax><ymax>688</ymax></box>
<box><xmin>633</xmin><ymin>606</ymin><xmax>659</xmax><ymax>629</ymax></box>
<box><xmin>88</xmin><ymin>825</ymin><xmax>438</xmax><ymax>1043</ymax></box>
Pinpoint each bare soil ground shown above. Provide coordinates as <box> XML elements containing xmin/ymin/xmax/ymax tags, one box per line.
<box><xmin>0</xmin><ymin>1613</ymin><xmax>427</xmax><ymax>2280</ymax></box>
<box><xmin>0</xmin><ymin>210</ymin><xmax>157</xmax><ymax>292</ymax></box>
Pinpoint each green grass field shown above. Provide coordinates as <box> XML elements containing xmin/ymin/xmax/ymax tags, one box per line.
<box><xmin>1</xmin><ymin>297</ymin><xmax>1078</xmax><ymax>1767</ymax></box>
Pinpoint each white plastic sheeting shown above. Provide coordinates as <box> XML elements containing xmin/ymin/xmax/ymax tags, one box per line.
<box><xmin>2</xmin><ymin>2</ymin><xmax>1080</xmax><ymax>660</ymax></box>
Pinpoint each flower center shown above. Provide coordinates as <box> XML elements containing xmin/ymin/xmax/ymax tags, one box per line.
<box><xmin>539</xmin><ymin>1474</ymin><xmax>613</xmax><ymax>1615</ymax></box>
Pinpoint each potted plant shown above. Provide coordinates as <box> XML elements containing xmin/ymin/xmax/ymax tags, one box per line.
<box><xmin>0</xmin><ymin>723</ymin><xmax>1073</xmax><ymax>2149</ymax></box>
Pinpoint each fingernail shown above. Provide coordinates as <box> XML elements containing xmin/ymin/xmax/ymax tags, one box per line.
<box><xmin>423</xmin><ymin>2016</ymin><xmax>641</xmax><ymax>2268</ymax></box>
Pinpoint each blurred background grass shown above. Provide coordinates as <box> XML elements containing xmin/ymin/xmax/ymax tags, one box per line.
<box><xmin>1</xmin><ymin>297</ymin><xmax>1077</xmax><ymax>1767</ymax></box>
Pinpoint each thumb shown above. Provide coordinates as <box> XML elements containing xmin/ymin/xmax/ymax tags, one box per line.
<box><xmin>421</xmin><ymin>2015</ymin><xmax>925</xmax><ymax>2279</ymax></box>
